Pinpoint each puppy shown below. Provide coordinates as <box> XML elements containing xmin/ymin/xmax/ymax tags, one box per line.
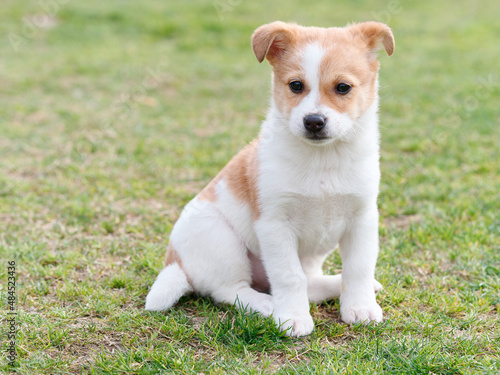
<box><xmin>146</xmin><ymin>21</ymin><xmax>395</xmax><ymax>337</ymax></box>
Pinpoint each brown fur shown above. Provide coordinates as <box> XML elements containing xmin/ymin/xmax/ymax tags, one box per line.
<box><xmin>165</xmin><ymin>242</ymin><xmax>193</xmax><ymax>285</ymax></box>
<box><xmin>197</xmin><ymin>173</ymin><xmax>222</xmax><ymax>202</ymax></box>
<box><xmin>165</xmin><ymin>242</ymin><xmax>183</xmax><ymax>267</ymax></box>
<box><xmin>198</xmin><ymin>140</ymin><xmax>261</xmax><ymax>219</ymax></box>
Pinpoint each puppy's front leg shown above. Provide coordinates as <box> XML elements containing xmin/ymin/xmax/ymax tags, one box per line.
<box><xmin>255</xmin><ymin>220</ymin><xmax>313</xmax><ymax>337</ymax></box>
<box><xmin>339</xmin><ymin>209</ymin><xmax>383</xmax><ymax>324</ymax></box>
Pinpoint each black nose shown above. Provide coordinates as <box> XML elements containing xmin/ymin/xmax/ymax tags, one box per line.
<box><xmin>303</xmin><ymin>114</ymin><xmax>326</xmax><ymax>133</ymax></box>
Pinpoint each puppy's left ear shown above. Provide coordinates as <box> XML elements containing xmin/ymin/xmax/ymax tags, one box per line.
<box><xmin>349</xmin><ymin>21</ymin><xmax>395</xmax><ymax>57</ymax></box>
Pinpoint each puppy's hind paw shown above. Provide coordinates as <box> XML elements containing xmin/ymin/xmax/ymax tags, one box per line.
<box><xmin>374</xmin><ymin>279</ymin><xmax>383</xmax><ymax>294</ymax></box>
<box><xmin>252</xmin><ymin>294</ymin><xmax>274</xmax><ymax>317</ymax></box>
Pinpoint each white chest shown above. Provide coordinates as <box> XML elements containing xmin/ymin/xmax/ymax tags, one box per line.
<box><xmin>258</xmin><ymin>148</ymin><xmax>379</xmax><ymax>255</ymax></box>
<box><xmin>280</xmin><ymin>191</ymin><xmax>366</xmax><ymax>255</ymax></box>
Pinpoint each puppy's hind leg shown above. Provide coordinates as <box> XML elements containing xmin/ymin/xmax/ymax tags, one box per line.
<box><xmin>302</xmin><ymin>255</ymin><xmax>383</xmax><ymax>304</ymax></box>
<box><xmin>207</xmin><ymin>229</ymin><xmax>273</xmax><ymax>316</ymax></box>
<box><xmin>212</xmin><ymin>285</ymin><xmax>274</xmax><ymax>317</ymax></box>
<box><xmin>307</xmin><ymin>274</ymin><xmax>343</xmax><ymax>303</ymax></box>
<box><xmin>301</xmin><ymin>254</ymin><xmax>343</xmax><ymax>303</ymax></box>
<box><xmin>179</xmin><ymin>208</ymin><xmax>273</xmax><ymax>317</ymax></box>
<box><xmin>307</xmin><ymin>275</ymin><xmax>383</xmax><ymax>303</ymax></box>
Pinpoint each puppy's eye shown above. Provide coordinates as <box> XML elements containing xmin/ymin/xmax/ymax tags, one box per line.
<box><xmin>335</xmin><ymin>83</ymin><xmax>351</xmax><ymax>95</ymax></box>
<box><xmin>289</xmin><ymin>81</ymin><xmax>304</xmax><ymax>93</ymax></box>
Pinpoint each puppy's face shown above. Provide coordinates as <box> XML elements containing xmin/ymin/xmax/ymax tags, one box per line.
<box><xmin>252</xmin><ymin>22</ymin><xmax>394</xmax><ymax>145</ymax></box>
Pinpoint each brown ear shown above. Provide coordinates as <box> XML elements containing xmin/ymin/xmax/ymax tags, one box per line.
<box><xmin>251</xmin><ymin>21</ymin><xmax>297</xmax><ymax>64</ymax></box>
<box><xmin>349</xmin><ymin>21</ymin><xmax>395</xmax><ymax>57</ymax></box>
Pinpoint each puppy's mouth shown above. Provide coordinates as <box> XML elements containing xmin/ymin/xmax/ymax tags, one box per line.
<box><xmin>305</xmin><ymin>132</ymin><xmax>330</xmax><ymax>142</ymax></box>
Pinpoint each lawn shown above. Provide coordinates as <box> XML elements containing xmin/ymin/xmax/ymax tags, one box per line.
<box><xmin>1</xmin><ymin>0</ymin><xmax>499</xmax><ymax>373</ymax></box>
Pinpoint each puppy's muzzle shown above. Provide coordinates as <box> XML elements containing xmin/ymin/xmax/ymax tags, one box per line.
<box><xmin>303</xmin><ymin>114</ymin><xmax>326</xmax><ymax>133</ymax></box>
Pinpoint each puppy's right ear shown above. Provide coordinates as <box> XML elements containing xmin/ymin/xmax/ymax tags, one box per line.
<box><xmin>251</xmin><ymin>21</ymin><xmax>297</xmax><ymax>64</ymax></box>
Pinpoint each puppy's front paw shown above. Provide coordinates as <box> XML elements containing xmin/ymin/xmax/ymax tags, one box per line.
<box><xmin>274</xmin><ymin>312</ymin><xmax>314</xmax><ymax>337</ymax></box>
<box><xmin>340</xmin><ymin>299</ymin><xmax>383</xmax><ymax>325</ymax></box>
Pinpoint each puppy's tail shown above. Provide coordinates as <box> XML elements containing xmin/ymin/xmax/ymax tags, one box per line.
<box><xmin>145</xmin><ymin>263</ymin><xmax>193</xmax><ymax>311</ymax></box>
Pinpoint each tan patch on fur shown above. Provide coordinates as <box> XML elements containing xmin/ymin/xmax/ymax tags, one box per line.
<box><xmin>165</xmin><ymin>242</ymin><xmax>182</xmax><ymax>267</ymax></box>
<box><xmin>198</xmin><ymin>140</ymin><xmax>261</xmax><ymax>219</ymax></box>
<box><xmin>252</xmin><ymin>21</ymin><xmax>394</xmax><ymax>119</ymax></box>
<box><xmin>165</xmin><ymin>242</ymin><xmax>192</xmax><ymax>285</ymax></box>
<box><xmin>317</xmin><ymin>45</ymin><xmax>377</xmax><ymax>119</ymax></box>
<box><xmin>198</xmin><ymin>174</ymin><xmax>222</xmax><ymax>202</ymax></box>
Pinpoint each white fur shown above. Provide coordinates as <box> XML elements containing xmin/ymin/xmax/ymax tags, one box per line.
<box><xmin>146</xmin><ymin>37</ymin><xmax>385</xmax><ymax>337</ymax></box>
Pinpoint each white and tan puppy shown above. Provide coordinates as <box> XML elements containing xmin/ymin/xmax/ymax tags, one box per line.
<box><xmin>146</xmin><ymin>21</ymin><xmax>395</xmax><ymax>337</ymax></box>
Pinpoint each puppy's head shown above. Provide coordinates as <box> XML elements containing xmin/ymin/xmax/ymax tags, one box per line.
<box><xmin>252</xmin><ymin>21</ymin><xmax>394</xmax><ymax>145</ymax></box>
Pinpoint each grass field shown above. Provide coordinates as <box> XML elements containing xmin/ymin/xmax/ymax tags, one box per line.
<box><xmin>1</xmin><ymin>0</ymin><xmax>499</xmax><ymax>373</ymax></box>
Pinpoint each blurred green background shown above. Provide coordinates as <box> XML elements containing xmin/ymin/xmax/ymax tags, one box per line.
<box><xmin>0</xmin><ymin>0</ymin><xmax>499</xmax><ymax>373</ymax></box>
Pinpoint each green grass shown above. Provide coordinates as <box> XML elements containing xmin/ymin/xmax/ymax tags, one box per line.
<box><xmin>1</xmin><ymin>0</ymin><xmax>499</xmax><ymax>373</ymax></box>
